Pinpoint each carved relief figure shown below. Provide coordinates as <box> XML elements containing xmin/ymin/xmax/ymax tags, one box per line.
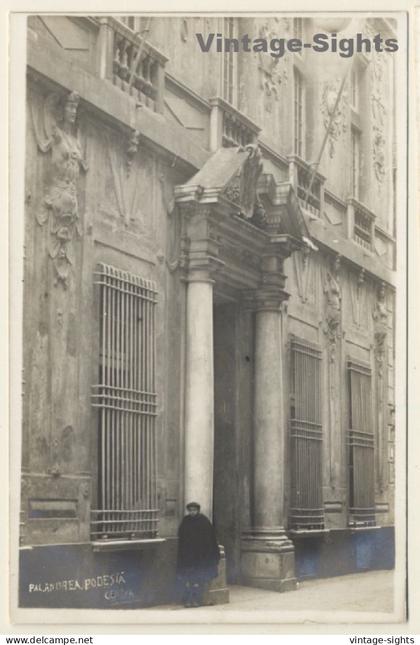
<box><xmin>320</xmin><ymin>80</ymin><xmax>348</xmax><ymax>158</ymax></box>
<box><xmin>350</xmin><ymin>268</ymin><xmax>366</xmax><ymax>327</ymax></box>
<box><xmin>324</xmin><ymin>255</ymin><xmax>342</xmax><ymax>361</ymax></box>
<box><xmin>293</xmin><ymin>247</ymin><xmax>312</xmax><ymax>304</ymax></box>
<box><xmin>33</xmin><ymin>90</ymin><xmax>88</xmax><ymax>287</ymax></box>
<box><xmin>239</xmin><ymin>144</ymin><xmax>264</xmax><ymax>219</ymax></box>
<box><xmin>373</xmin><ymin>282</ymin><xmax>388</xmax><ymax>374</ymax></box>
<box><xmin>370</xmin><ymin>47</ymin><xmax>387</xmax><ymax>184</ymax></box>
<box><xmin>224</xmin><ymin>144</ymin><xmax>264</xmax><ymax>223</ymax></box>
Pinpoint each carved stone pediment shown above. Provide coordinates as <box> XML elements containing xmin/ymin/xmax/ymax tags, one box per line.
<box><xmin>175</xmin><ymin>144</ymin><xmax>263</xmax><ymax>223</ymax></box>
<box><xmin>175</xmin><ymin>146</ymin><xmax>311</xmax><ymax>248</ymax></box>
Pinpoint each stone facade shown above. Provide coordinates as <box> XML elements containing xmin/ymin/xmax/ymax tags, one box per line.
<box><xmin>20</xmin><ymin>15</ymin><xmax>397</xmax><ymax>608</ymax></box>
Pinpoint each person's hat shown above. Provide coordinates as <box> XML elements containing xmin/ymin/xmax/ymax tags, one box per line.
<box><xmin>186</xmin><ymin>501</ymin><xmax>200</xmax><ymax>510</ymax></box>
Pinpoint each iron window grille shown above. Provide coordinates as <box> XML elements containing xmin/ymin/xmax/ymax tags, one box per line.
<box><xmin>347</xmin><ymin>360</ymin><xmax>376</xmax><ymax>527</ymax></box>
<box><xmin>289</xmin><ymin>338</ymin><xmax>324</xmax><ymax>531</ymax></box>
<box><xmin>91</xmin><ymin>263</ymin><xmax>159</xmax><ymax>540</ymax></box>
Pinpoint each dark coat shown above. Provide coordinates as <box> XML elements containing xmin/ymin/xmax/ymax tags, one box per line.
<box><xmin>176</xmin><ymin>513</ymin><xmax>220</xmax><ymax>582</ymax></box>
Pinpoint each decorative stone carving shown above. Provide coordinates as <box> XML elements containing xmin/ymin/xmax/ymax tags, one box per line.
<box><xmin>126</xmin><ymin>129</ymin><xmax>140</xmax><ymax>174</ymax></box>
<box><xmin>81</xmin><ymin>482</ymin><xmax>90</xmax><ymax>499</ymax></box>
<box><xmin>250</xmin><ymin>199</ymin><xmax>268</xmax><ymax>228</ymax></box>
<box><xmin>106</xmin><ymin>134</ymin><xmax>144</xmax><ymax>227</ymax></box>
<box><xmin>320</xmin><ymin>80</ymin><xmax>348</xmax><ymax>158</ymax></box>
<box><xmin>225</xmin><ymin>173</ymin><xmax>240</xmax><ymax>205</ymax></box>
<box><xmin>350</xmin><ymin>268</ymin><xmax>365</xmax><ymax>327</ymax></box>
<box><xmin>223</xmin><ymin>144</ymin><xmax>264</xmax><ymax>223</ymax></box>
<box><xmin>373</xmin><ymin>281</ymin><xmax>388</xmax><ymax>375</ymax></box>
<box><xmin>32</xmin><ymin>91</ymin><xmax>88</xmax><ymax>288</ymax></box>
<box><xmin>323</xmin><ymin>255</ymin><xmax>342</xmax><ymax>362</ymax></box>
<box><xmin>370</xmin><ymin>46</ymin><xmax>387</xmax><ymax>184</ymax></box>
<box><xmin>323</xmin><ymin>255</ymin><xmax>343</xmax><ymax>489</ymax></box>
<box><xmin>257</xmin><ymin>22</ymin><xmax>288</xmax><ymax>111</ymax></box>
<box><xmin>293</xmin><ymin>247</ymin><xmax>311</xmax><ymax>304</ymax></box>
<box><xmin>240</xmin><ymin>144</ymin><xmax>264</xmax><ymax>219</ymax></box>
<box><xmin>373</xmin><ymin>281</ymin><xmax>388</xmax><ymax>492</ymax></box>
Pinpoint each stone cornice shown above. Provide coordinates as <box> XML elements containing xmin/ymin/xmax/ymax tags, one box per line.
<box><xmin>307</xmin><ymin>216</ymin><xmax>396</xmax><ymax>288</ymax></box>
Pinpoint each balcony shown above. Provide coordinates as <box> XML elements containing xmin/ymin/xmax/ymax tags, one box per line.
<box><xmin>288</xmin><ymin>156</ymin><xmax>325</xmax><ymax>219</ymax></box>
<box><xmin>209</xmin><ymin>97</ymin><xmax>261</xmax><ymax>151</ymax></box>
<box><xmin>97</xmin><ymin>17</ymin><xmax>168</xmax><ymax>112</ymax></box>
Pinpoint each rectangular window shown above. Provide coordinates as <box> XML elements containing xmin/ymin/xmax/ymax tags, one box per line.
<box><xmin>351</xmin><ymin>126</ymin><xmax>361</xmax><ymax>199</ymax></box>
<box><xmin>289</xmin><ymin>338</ymin><xmax>324</xmax><ymax>531</ymax></box>
<box><xmin>91</xmin><ymin>264</ymin><xmax>158</xmax><ymax>541</ymax></box>
<box><xmin>294</xmin><ymin>67</ymin><xmax>304</xmax><ymax>157</ymax></box>
<box><xmin>222</xmin><ymin>18</ymin><xmax>238</xmax><ymax>106</ymax></box>
<box><xmin>347</xmin><ymin>360</ymin><xmax>376</xmax><ymax>527</ymax></box>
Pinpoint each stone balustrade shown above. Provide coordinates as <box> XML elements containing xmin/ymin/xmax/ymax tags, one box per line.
<box><xmin>347</xmin><ymin>198</ymin><xmax>376</xmax><ymax>252</ymax></box>
<box><xmin>288</xmin><ymin>155</ymin><xmax>325</xmax><ymax>219</ymax></box>
<box><xmin>98</xmin><ymin>17</ymin><xmax>167</xmax><ymax>112</ymax></box>
<box><xmin>209</xmin><ymin>97</ymin><xmax>261</xmax><ymax>151</ymax></box>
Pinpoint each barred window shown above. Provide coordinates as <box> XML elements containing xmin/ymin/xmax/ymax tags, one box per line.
<box><xmin>294</xmin><ymin>67</ymin><xmax>304</xmax><ymax>157</ymax></box>
<box><xmin>91</xmin><ymin>264</ymin><xmax>159</xmax><ymax>541</ymax></box>
<box><xmin>348</xmin><ymin>360</ymin><xmax>376</xmax><ymax>527</ymax></box>
<box><xmin>289</xmin><ymin>338</ymin><xmax>324</xmax><ymax>531</ymax></box>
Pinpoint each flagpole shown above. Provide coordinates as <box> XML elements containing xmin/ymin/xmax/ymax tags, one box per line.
<box><xmin>128</xmin><ymin>17</ymin><xmax>153</xmax><ymax>90</ymax></box>
<box><xmin>304</xmin><ymin>60</ymin><xmax>354</xmax><ymax>208</ymax></box>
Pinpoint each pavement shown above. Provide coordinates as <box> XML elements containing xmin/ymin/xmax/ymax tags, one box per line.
<box><xmin>153</xmin><ymin>570</ymin><xmax>395</xmax><ymax>616</ymax></box>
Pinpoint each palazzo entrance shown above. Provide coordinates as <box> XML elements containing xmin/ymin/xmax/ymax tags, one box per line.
<box><xmin>213</xmin><ymin>300</ymin><xmax>254</xmax><ymax>583</ymax></box>
<box><xmin>176</xmin><ymin>144</ymin><xmax>309</xmax><ymax>592</ymax></box>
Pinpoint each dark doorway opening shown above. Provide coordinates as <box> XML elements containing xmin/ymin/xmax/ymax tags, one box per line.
<box><xmin>213</xmin><ymin>302</ymin><xmax>240</xmax><ymax>583</ymax></box>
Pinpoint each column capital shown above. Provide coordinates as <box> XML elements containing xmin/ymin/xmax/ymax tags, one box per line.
<box><xmin>242</xmin><ymin>286</ymin><xmax>289</xmax><ymax>312</ymax></box>
<box><xmin>242</xmin><ymin>252</ymin><xmax>290</xmax><ymax>312</ymax></box>
<box><xmin>180</xmin><ymin>203</ymin><xmax>225</xmax><ymax>283</ymax></box>
<box><xmin>186</xmin><ymin>253</ymin><xmax>225</xmax><ymax>284</ymax></box>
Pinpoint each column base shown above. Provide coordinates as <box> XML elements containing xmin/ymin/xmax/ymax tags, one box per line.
<box><xmin>240</xmin><ymin>528</ymin><xmax>297</xmax><ymax>592</ymax></box>
<box><xmin>203</xmin><ymin>545</ymin><xmax>230</xmax><ymax>605</ymax></box>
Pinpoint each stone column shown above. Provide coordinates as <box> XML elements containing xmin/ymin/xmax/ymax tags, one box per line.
<box><xmin>241</xmin><ymin>244</ymin><xmax>296</xmax><ymax>592</ymax></box>
<box><xmin>181</xmin><ymin>206</ymin><xmax>224</xmax><ymax>519</ymax></box>
<box><xmin>184</xmin><ymin>276</ymin><xmax>215</xmax><ymax>519</ymax></box>
<box><xmin>253</xmin><ymin>303</ymin><xmax>285</xmax><ymax>529</ymax></box>
<box><xmin>182</xmin><ymin>206</ymin><xmax>229</xmax><ymax>605</ymax></box>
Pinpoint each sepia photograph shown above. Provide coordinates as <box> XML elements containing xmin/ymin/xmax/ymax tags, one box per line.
<box><xmin>10</xmin><ymin>10</ymin><xmax>408</xmax><ymax>624</ymax></box>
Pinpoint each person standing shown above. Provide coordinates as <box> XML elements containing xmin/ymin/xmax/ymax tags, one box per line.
<box><xmin>176</xmin><ymin>502</ymin><xmax>220</xmax><ymax>608</ymax></box>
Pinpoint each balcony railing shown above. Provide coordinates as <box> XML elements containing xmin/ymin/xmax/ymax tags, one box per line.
<box><xmin>347</xmin><ymin>198</ymin><xmax>375</xmax><ymax>251</ymax></box>
<box><xmin>288</xmin><ymin>156</ymin><xmax>325</xmax><ymax>218</ymax></box>
<box><xmin>209</xmin><ymin>97</ymin><xmax>261</xmax><ymax>151</ymax></box>
<box><xmin>354</xmin><ymin>210</ymin><xmax>373</xmax><ymax>249</ymax></box>
<box><xmin>97</xmin><ymin>17</ymin><xmax>167</xmax><ymax>112</ymax></box>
